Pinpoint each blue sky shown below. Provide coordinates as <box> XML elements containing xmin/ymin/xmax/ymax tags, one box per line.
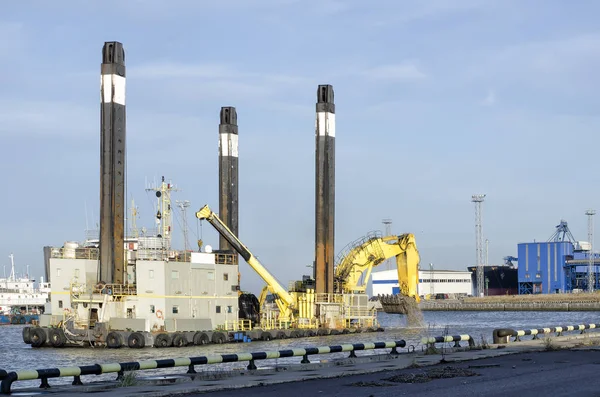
<box><xmin>2</xmin><ymin>0</ymin><xmax>599</xmax><ymax>294</ymax></box>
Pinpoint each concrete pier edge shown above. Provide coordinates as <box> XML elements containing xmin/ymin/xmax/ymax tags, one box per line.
<box><xmin>6</xmin><ymin>332</ymin><xmax>600</xmax><ymax>396</ymax></box>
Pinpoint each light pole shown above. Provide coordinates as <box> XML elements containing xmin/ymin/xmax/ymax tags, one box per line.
<box><xmin>429</xmin><ymin>263</ymin><xmax>434</xmax><ymax>298</ymax></box>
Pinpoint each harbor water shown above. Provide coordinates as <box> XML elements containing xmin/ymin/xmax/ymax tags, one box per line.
<box><xmin>1</xmin><ymin>310</ymin><xmax>599</xmax><ymax>390</ymax></box>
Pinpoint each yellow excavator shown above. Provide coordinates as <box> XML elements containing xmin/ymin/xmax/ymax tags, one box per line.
<box><xmin>334</xmin><ymin>233</ymin><xmax>420</xmax><ymax>302</ymax></box>
<box><xmin>196</xmin><ymin>205</ymin><xmax>420</xmax><ymax>329</ymax></box>
<box><xmin>195</xmin><ymin>205</ymin><xmax>297</xmax><ymax>324</ymax></box>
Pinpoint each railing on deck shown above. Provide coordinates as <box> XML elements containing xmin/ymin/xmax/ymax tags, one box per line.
<box><xmin>315</xmin><ymin>293</ymin><xmax>345</xmax><ymax>304</ymax></box>
<box><xmin>50</xmin><ymin>248</ymin><xmax>99</xmax><ymax>260</ymax></box>
<box><xmin>93</xmin><ymin>284</ymin><xmax>137</xmax><ymax>296</ymax></box>
<box><xmin>0</xmin><ymin>340</ymin><xmax>407</xmax><ymax>394</ymax></box>
<box><xmin>215</xmin><ymin>253</ymin><xmax>236</xmax><ymax>265</ymax></box>
<box><xmin>221</xmin><ymin>319</ymin><xmax>253</xmax><ymax>331</ymax></box>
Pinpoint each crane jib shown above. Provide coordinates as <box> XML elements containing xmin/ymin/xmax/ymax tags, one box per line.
<box><xmin>209</xmin><ymin>216</ymin><xmax>252</xmax><ymax>262</ymax></box>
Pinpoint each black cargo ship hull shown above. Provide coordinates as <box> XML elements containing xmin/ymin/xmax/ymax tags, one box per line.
<box><xmin>467</xmin><ymin>265</ymin><xmax>518</xmax><ymax>296</ymax></box>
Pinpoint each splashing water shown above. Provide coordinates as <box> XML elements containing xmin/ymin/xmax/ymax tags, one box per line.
<box><xmin>403</xmin><ymin>297</ymin><xmax>425</xmax><ymax>328</ymax></box>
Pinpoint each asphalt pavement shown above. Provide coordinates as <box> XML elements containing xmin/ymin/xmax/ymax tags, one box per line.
<box><xmin>185</xmin><ymin>349</ymin><xmax>600</xmax><ymax>397</ymax></box>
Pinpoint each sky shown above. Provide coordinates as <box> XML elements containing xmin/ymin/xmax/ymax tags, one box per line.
<box><xmin>1</xmin><ymin>0</ymin><xmax>600</xmax><ymax>295</ymax></box>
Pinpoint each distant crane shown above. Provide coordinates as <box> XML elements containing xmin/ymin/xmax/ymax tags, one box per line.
<box><xmin>548</xmin><ymin>220</ymin><xmax>577</xmax><ymax>243</ymax></box>
<box><xmin>503</xmin><ymin>256</ymin><xmax>518</xmax><ymax>267</ymax></box>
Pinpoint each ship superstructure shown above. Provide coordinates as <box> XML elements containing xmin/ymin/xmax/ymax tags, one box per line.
<box><xmin>42</xmin><ymin>179</ymin><xmax>239</xmax><ymax>337</ymax></box>
<box><xmin>0</xmin><ymin>254</ymin><xmax>50</xmax><ymax>315</ymax></box>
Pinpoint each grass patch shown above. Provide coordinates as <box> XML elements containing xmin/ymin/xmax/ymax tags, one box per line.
<box><xmin>543</xmin><ymin>337</ymin><xmax>560</xmax><ymax>351</ymax></box>
<box><xmin>118</xmin><ymin>371</ymin><xmax>138</xmax><ymax>387</ymax></box>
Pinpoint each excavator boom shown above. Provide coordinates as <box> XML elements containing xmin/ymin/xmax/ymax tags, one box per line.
<box><xmin>195</xmin><ymin>205</ymin><xmax>295</xmax><ymax>315</ymax></box>
<box><xmin>334</xmin><ymin>233</ymin><xmax>420</xmax><ymax>302</ymax></box>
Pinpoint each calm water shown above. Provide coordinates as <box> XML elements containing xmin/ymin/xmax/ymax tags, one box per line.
<box><xmin>1</xmin><ymin>311</ymin><xmax>599</xmax><ymax>389</ymax></box>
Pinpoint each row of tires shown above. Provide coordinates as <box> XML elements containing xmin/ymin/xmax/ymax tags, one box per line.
<box><xmin>23</xmin><ymin>326</ymin><xmax>385</xmax><ymax>349</ymax></box>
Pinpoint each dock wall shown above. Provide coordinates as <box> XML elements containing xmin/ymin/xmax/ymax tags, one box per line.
<box><xmin>418</xmin><ymin>301</ymin><xmax>600</xmax><ymax>312</ymax></box>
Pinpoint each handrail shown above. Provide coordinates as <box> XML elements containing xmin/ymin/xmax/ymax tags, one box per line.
<box><xmin>0</xmin><ymin>340</ymin><xmax>407</xmax><ymax>394</ymax></box>
<box><xmin>421</xmin><ymin>334</ymin><xmax>475</xmax><ymax>348</ymax></box>
<box><xmin>494</xmin><ymin>323</ymin><xmax>600</xmax><ymax>343</ymax></box>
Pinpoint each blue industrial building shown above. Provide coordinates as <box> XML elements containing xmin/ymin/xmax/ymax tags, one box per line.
<box><xmin>518</xmin><ymin>220</ymin><xmax>600</xmax><ymax>294</ymax></box>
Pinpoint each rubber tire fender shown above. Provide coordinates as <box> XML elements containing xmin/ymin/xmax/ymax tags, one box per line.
<box><xmin>128</xmin><ymin>332</ymin><xmax>146</xmax><ymax>348</ymax></box>
<box><xmin>193</xmin><ymin>332</ymin><xmax>210</xmax><ymax>345</ymax></box>
<box><xmin>276</xmin><ymin>331</ymin><xmax>287</xmax><ymax>339</ymax></box>
<box><xmin>49</xmin><ymin>328</ymin><xmax>67</xmax><ymax>347</ymax></box>
<box><xmin>30</xmin><ymin>327</ymin><xmax>47</xmax><ymax>348</ymax></box>
<box><xmin>106</xmin><ymin>331</ymin><xmax>123</xmax><ymax>349</ymax></box>
<box><xmin>22</xmin><ymin>326</ymin><xmax>31</xmax><ymax>344</ymax></box>
<box><xmin>172</xmin><ymin>333</ymin><xmax>188</xmax><ymax>347</ymax></box>
<box><xmin>153</xmin><ymin>333</ymin><xmax>172</xmax><ymax>348</ymax></box>
<box><xmin>212</xmin><ymin>332</ymin><xmax>226</xmax><ymax>344</ymax></box>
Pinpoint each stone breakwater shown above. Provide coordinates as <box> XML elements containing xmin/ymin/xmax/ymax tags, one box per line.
<box><xmin>377</xmin><ymin>294</ymin><xmax>600</xmax><ymax>313</ymax></box>
<box><xmin>418</xmin><ymin>300</ymin><xmax>600</xmax><ymax>312</ymax></box>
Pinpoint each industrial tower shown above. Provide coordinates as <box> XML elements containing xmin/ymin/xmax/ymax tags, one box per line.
<box><xmin>314</xmin><ymin>85</ymin><xmax>335</xmax><ymax>295</ymax></box>
<box><xmin>99</xmin><ymin>41</ymin><xmax>126</xmax><ymax>285</ymax></box>
<box><xmin>586</xmin><ymin>209</ymin><xmax>596</xmax><ymax>292</ymax></box>
<box><xmin>218</xmin><ymin>107</ymin><xmax>239</xmax><ymax>264</ymax></box>
<box><xmin>472</xmin><ymin>194</ymin><xmax>486</xmax><ymax>297</ymax></box>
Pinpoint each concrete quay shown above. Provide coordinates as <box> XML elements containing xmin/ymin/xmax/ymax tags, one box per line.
<box><xmin>419</xmin><ymin>300</ymin><xmax>600</xmax><ymax>311</ymax></box>
<box><xmin>6</xmin><ymin>332</ymin><xmax>600</xmax><ymax>396</ymax></box>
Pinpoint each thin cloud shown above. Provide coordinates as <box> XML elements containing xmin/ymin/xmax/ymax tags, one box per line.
<box><xmin>0</xmin><ymin>99</ymin><xmax>96</xmax><ymax>139</ymax></box>
<box><xmin>482</xmin><ymin>89</ymin><xmax>496</xmax><ymax>106</ymax></box>
<box><xmin>130</xmin><ymin>61</ymin><xmax>313</xmax><ymax>86</ymax></box>
<box><xmin>366</xmin><ymin>0</ymin><xmax>492</xmax><ymax>26</ymax></box>
<box><xmin>466</xmin><ymin>33</ymin><xmax>600</xmax><ymax>92</ymax></box>
<box><xmin>130</xmin><ymin>62</ymin><xmax>236</xmax><ymax>79</ymax></box>
<box><xmin>360</xmin><ymin>62</ymin><xmax>427</xmax><ymax>82</ymax></box>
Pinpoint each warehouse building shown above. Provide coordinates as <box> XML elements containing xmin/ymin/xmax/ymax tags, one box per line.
<box><xmin>518</xmin><ymin>220</ymin><xmax>600</xmax><ymax>294</ymax></box>
<box><xmin>372</xmin><ymin>269</ymin><xmax>473</xmax><ymax>298</ymax></box>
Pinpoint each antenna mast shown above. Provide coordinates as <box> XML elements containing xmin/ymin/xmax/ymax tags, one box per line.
<box><xmin>176</xmin><ymin>200</ymin><xmax>191</xmax><ymax>252</ymax></box>
<box><xmin>8</xmin><ymin>253</ymin><xmax>15</xmax><ymax>282</ymax></box>
<box><xmin>145</xmin><ymin>176</ymin><xmax>179</xmax><ymax>250</ymax></box>
<box><xmin>586</xmin><ymin>209</ymin><xmax>596</xmax><ymax>293</ymax></box>
<box><xmin>382</xmin><ymin>218</ymin><xmax>392</xmax><ymax>270</ymax></box>
<box><xmin>130</xmin><ymin>198</ymin><xmax>139</xmax><ymax>238</ymax></box>
<box><xmin>472</xmin><ymin>194</ymin><xmax>486</xmax><ymax>297</ymax></box>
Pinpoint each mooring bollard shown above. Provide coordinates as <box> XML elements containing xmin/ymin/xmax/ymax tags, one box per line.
<box><xmin>492</xmin><ymin>328</ymin><xmax>515</xmax><ymax>344</ymax></box>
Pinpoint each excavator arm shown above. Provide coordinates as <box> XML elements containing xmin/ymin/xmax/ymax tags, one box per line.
<box><xmin>195</xmin><ymin>205</ymin><xmax>295</xmax><ymax>321</ymax></box>
<box><xmin>334</xmin><ymin>234</ymin><xmax>420</xmax><ymax>302</ymax></box>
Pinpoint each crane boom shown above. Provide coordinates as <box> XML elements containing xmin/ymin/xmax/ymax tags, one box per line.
<box><xmin>334</xmin><ymin>234</ymin><xmax>420</xmax><ymax>302</ymax></box>
<box><xmin>195</xmin><ymin>205</ymin><xmax>295</xmax><ymax>320</ymax></box>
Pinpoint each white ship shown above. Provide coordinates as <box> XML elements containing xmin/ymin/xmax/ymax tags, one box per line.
<box><xmin>0</xmin><ymin>254</ymin><xmax>51</xmax><ymax>315</ymax></box>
